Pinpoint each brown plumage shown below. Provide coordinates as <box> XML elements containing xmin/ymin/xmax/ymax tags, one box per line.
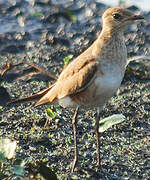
<box><xmin>8</xmin><ymin>8</ymin><xmax>144</xmax><ymax>172</ymax></box>
<box><xmin>8</xmin><ymin>85</ymin><xmax>55</xmax><ymax>105</ymax></box>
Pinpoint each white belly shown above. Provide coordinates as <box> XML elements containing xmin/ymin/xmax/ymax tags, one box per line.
<box><xmin>94</xmin><ymin>64</ymin><xmax>124</xmax><ymax>103</ymax></box>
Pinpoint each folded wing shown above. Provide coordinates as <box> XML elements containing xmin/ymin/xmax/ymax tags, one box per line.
<box><xmin>35</xmin><ymin>56</ymin><xmax>99</xmax><ymax>106</ymax></box>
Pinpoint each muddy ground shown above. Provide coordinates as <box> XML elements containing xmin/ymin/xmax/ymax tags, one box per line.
<box><xmin>0</xmin><ymin>0</ymin><xmax>150</xmax><ymax>179</ymax></box>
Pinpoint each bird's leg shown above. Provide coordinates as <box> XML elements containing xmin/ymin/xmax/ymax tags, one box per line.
<box><xmin>95</xmin><ymin>107</ymin><xmax>101</xmax><ymax>167</ymax></box>
<box><xmin>71</xmin><ymin>107</ymin><xmax>79</xmax><ymax>172</ymax></box>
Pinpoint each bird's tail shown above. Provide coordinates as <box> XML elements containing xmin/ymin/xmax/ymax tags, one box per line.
<box><xmin>7</xmin><ymin>84</ymin><xmax>55</xmax><ymax>106</ymax></box>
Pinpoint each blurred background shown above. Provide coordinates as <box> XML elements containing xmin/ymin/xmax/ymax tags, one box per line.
<box><xmin>0</xmin><ymin>0</ymin><xmax>149</xmax><ymax>54</ymax></box>
<box><xmin>100</xmin><ymin>0</ymin><xmax>150</xmax><ymax>10</ymax></box>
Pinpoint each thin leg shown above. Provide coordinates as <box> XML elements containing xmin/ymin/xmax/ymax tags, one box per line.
<box><xmin>95</xmin><ymin>107</ymin><xmax>100</xmax><ymax>167</ymax></box>
<box><xmin>71</xmin><ymin>107</ymin><xmax>79</xmax><ymax>172</ymax></box>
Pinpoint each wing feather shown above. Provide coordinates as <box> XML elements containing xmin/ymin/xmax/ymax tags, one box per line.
<box><xmin>35</xmin><ymin>56</ymin><xmax>100</xmax><ymax>106</ymax></box>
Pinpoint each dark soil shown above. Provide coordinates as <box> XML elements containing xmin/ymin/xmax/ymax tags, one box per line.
<box><xmin>0</xmin><ymin>0</ymin><xmax>150</xmax><ymax>179</ymax></box>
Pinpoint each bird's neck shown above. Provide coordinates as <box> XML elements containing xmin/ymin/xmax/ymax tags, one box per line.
<box><xmin>92</xmin><ymin>28</ymin><xmax>127</xmax><ymax>69</ymax></box>
<box><xmin>100</xmin><ymin>27</ymin><xmax>124</xmax><ymax>40</ymax></box>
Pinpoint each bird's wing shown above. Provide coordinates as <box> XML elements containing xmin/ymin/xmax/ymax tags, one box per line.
<box><xmin>8</xmin><ymin>84</ymin><xmax>55</xmax><ymax>105</ymax></box>
<box><xmin>57</xmin><ymin>56</ymin><xmax>100</xmax><ymax>97</ymax></box>
<box><xmin>35</xmin><ymin>56</ymin><xmax>103</xmax><ymax>106</ymax></box>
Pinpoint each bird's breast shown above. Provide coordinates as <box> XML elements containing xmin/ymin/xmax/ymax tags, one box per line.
<box><xmin>96</xmin><ymin>63</ymin><xmax>124</xmax><ymax>93</ymax></box>
<box><xmin>78</xmin><ymin>63</ymin><xmax>124</xmax><ymax>108</ymax></box>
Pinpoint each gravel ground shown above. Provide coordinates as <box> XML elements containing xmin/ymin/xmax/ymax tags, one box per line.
<box><xmin>0</xmin><ymin>0</ymin><xmax>150</xmax><ymax>179</ymax></box>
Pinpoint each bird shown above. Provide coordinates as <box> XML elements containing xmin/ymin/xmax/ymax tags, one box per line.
<box><xmin>8</xmin><ymin>7</ymin><xmax>144</xmax><ymax>172</ymax></box>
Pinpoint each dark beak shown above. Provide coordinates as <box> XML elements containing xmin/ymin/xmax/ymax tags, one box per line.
<box><xmin>127</xmin><ymin>15</ymin><xmax>145</xmax><ymax>21</ymax></box>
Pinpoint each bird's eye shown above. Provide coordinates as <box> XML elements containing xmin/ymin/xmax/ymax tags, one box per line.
<box><xmin>113</xmin><ymin>13</ymin><xmax>122</xmax><ymax>20</ymax></box>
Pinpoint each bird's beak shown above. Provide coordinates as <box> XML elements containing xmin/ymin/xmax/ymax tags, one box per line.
<box><xmin>127</xmin><ymin>15</ymin><xmax>145</xmax><ymax>21</ymax></box>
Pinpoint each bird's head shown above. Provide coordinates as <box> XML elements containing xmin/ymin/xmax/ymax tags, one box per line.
<box><xmin>102</xmin><ymin>8</ymin><xmax>144</xmax><ymax>33</ymax></box>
